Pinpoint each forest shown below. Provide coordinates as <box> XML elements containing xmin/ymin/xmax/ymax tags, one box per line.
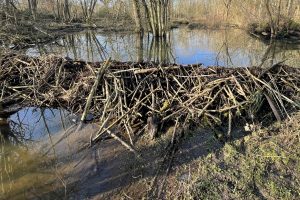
<box><xmin>0</xmin><ymin>0</ymin><xmax>300</xmax><ymax>199</ymax></box>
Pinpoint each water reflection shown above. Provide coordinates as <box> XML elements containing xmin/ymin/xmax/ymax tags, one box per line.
<box><xmin>26</xmin><ymin>28</ymin><xmax>300</xmax><ymax>67</ymax></box>
<box><xmin>0</xmin><ymin>107</ymin><xmax>76</xmax><ymax>145</ymax></box>
<box><xmin>0</xmin><ymin>107</ymin><xmax>75</xmax><ymax>199</ymax></box>
<box><xmin>144</xmin><ymin>33</ymin><xmax>174</xmax><ymax>63</ymax></box>
<box><xmin>0</xmin><ymin>142</ymin><xmax>63</xmax><ymax>199</ymax></box>
<box><xmin>0</xmin><ymin>118</ymin><xmax>10</xmax><ymax>142</ymax></box>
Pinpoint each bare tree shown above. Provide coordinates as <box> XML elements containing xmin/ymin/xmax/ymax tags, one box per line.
<box><xmin>133</xmin><ymin>0</ymin><xmax>171</xmax><ymax>37</ymax></box>
<box><xmin>132</xmin><ymin>0</ymin><xmax>143</xmax><ymax>32</ymax></box>
<box><xmin>63</xmin><ymin>0</ymin><xmax>71</xmax><ymax>21</ymax></box>
<box><xmin>264</xmin><ymin>0</ymin><xmax>284</xmax><ymax>39</ymax></box>
<box><xmin>223</xmin><ymin>0</ymin><xmax>233</xmax><ymax>21</ymax></box>
<box><xmin>28</xmin><ymin>0</ymin><xmax>38</xmax><ymax>20</ymax></box>
<box><xmin>287</xmin><ymin>0</ymin><xmax>294</xmax><ymax>17</ymax></box>
<box><xmin>80</xmin><ymin>0</ymin><xmax>97</xmax><ymax>22</ymax></box>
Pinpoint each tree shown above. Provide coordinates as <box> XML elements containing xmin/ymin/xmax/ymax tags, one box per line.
<box><xmin>132</xmin><ymin>0</ymin><xmax>171</xmax><ymax>37</ymax></box>
<box><xmin>264</xmin><ymin>0</ymin><xmax>283</xmax><ymax>39</ymax></box>
<box><xmin>28</xmin><ymin>0</ymin><xmax>38</xmax><ymax>20</ymax></box>
<box><xmin>287</xmin><ymin>0</ymin><xmax>294</xmax><ymax>17</ymax></box>
<box><xmin>80</xmin><ymin>0</ymin><xmax>97</xmax><ymax>22</ymax></box>
<box><xmin>63</xmin><ymin>0</ymin><xmax>71</xmax><ymax>21</ymax></box>
<box><xmin>132</xmin><ymin>0</ymin><xmax>143</xmax><ymax>32</ymax></box>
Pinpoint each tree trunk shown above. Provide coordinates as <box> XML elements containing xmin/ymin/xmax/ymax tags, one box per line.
<box><xmin>28</xmin><ymin>0</ymin><xmax>38</xmax><ymax>20</ymax></box>
<box><xmin>64</xmin><ymin>0</ymin><xmax>71</xmax><ymax>21</ymax></box>
<box><xmin>265</xmin><ymin>0</ymin><xmax>276</xmax><ymax>38</ymax></box>
<box><xmin>287</xmin><ymin>0</ymin><xmax>294</xmax><ymax>17</ymax></box>
<box><xmin>132</xmin><ymin>0</ymin><xmax>143</xmax><ymax>32</ymax></box>
<box><xmin>140</xmin><ymin>0</ymin><xmax>170</xmax><ymax>37</ymax></box>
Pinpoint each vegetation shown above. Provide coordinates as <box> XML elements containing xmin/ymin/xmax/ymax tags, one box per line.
<box><xmin>0</xmin><ymin>0</ymin><xmax>300</xmax><ymax>199</ymax></box>
<box><xmin>162</xmin><ymin>111</ymin><xmax>300</xmax><ymax>199</ymax></box>
<box><xmin>1</xmin><ymin>0</ymin><xmax>300</xmax><ymax>43</ymax></box>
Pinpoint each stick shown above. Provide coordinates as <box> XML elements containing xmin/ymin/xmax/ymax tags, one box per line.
<box><xmin>107</xmin><ymin>130</ymin><xmax>141</xmax><ymax>158</ymax></box>
<box><xmin>77</xmin><ymin>58</ymin><xmax>111</xmax><ymax>131</ymax></box>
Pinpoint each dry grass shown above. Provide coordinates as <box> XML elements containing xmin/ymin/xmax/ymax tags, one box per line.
<box><xmin>173</xmin><ymin>0</ymin><xmax>300</xmax><ymax>28</ymax></box>
<box><xmin>164</xmin><ymin>112</ymin><xmax>300</xmax><ymax>200</ymax></box>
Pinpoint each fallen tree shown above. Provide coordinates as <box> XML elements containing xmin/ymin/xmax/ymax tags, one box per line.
<box><xmin>0</xmin><ymin>53</ymin><xmax>299</xmax><ymax>148</ymax></box>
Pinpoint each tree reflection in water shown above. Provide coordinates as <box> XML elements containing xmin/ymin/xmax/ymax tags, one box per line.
<box><xmin>0</xmin><ymin>107</ymin><xmax>74</xmax><ymax>146</ymax></box>
<box><xmin>136</xmin><ymin>32</ymin><xmax>175</xmax><ymax>63</ymax></box>
<box><xmin>26</xmin><ymin>28</ymin><xmax>300</xmax><ymax>67</ymax></box>
<box><xmin>0</xmin><ymin>106</ymin><xmax>75</xmax><ymax>199</ymax></box>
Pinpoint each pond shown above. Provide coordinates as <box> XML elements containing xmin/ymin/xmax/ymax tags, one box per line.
<box><xmin>27</xmin><ymin>28</ymin><xmax>300</xmax><ymax>67</ymax></box>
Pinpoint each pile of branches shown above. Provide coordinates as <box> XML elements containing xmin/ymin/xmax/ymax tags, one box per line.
<box><xmin>1</xmin><ymin>53</ymin><xmax>299</xmax><ymax>148</ymax></box>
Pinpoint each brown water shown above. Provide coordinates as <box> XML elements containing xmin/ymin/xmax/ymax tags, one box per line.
<box><xmin>0</xmin><ymin>144</ymin><xmax>64</xmax><ymax>199</ymax></box>
<box><xmin>0</xmin><ymin>107</ymin><xmax>135</xmax><ymax>199</ymax></box>
<box><xmin>0</xmin><ymin>107</ymin><xmax>76</xmax><ymax>199</ymax></box>
<box><xmin>26</xmin><ymin>28</ymin><xmax>300</xmax><ymax>67</ymax></box>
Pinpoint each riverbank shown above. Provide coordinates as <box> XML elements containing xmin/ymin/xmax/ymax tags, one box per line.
<box><xmin>170</xmin><ymin>18</ymin><xmax>300</xmax><ymax>45</ymax></box>
<box><xmin>109</xmin><ymin>111</ymin><xmax>300</xmax><ymax>199</ymax></box>
<box><xmin>248</xmin><ymin>21</ymin><xmax>300</xmax><ymax>43</ymax></box>
<box><xmin>170</xmin><ymin>18</ymin><xmax>239</xmax><ymax>30</ymax></box>
<box><xmin>0</xmin><ymin>16</ymin><xmax>136</xmax><ymax>49</ymax></box>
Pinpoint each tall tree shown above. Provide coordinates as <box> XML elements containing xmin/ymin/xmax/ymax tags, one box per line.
<box><xmin>132</xmin><ymin>0</ymin><xmax>143</xmax><ymax>32</ymax></box>
<box><xmin>63</xmin><ymin>0</ymin><xmax>71</xmax><ymax>21</ymax></box>
<box><xmin>134</xmin><ymin>0</ymin><xmax>171</xmax><ymax>37</ymax></box>
<box><xmin>28</xmin><ymin>0</ymin><xmax>38</xmax><ymax>20</ymax></box>
<box><xmin>80</xmin><ymin>0</ymin><xmax>97</xmax><ymax>22</ymax></box>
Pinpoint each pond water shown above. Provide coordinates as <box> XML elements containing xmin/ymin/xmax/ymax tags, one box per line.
<box><xmin>0</xmin><ymin>106</ymin><xmax>128</xmax><ymax>199</ymax></box>
<box><xmin>0</xmin><ymin>107</ymin><xmax>79</xmax><ymax>199</ymax></box>
<box><xmin>1</xmin><ymin>107</ymin><xmax>76</xmax><ymax>143</ymax></box>
<box><xmin>27</xmin><ymin>28</ymin><xmax>300</xmax><ymax>67</ymax></box>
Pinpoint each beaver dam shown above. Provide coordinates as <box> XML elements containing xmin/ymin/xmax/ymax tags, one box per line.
<box><xmin>1</xmin><ymin>53</ymin><xmax>300</xmax><ymax>144</ymax></box>
<box><xmin>0</xmin><ymin>53</ymin><xmax>300</xmax><ymax>199</ymax></box>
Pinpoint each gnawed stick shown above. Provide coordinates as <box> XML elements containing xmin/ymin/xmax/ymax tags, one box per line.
<box><xmin>91</xmin><ymin>89</ymin><xmax>159</xmax><ymax>144</ymax></box>
<box><xmin>107</xmin><ymin>129</ymin><xmax>141</xmax><ymax>158</ymax></box>
<box><xmin>133</xmin><ymin>64</ymin><xmax>201</xmax><ymax>75</ymax></box>
<box><xmin>264</xmin><ymin>92</ymin><xmax>282</xmax><ymax>122</ymax></box>
<box><xmin>77</xmin><ymin>57</ymin><xmax>111</xmax><ymax>131</ymax></box>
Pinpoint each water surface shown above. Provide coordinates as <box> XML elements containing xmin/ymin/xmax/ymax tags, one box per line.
<box><xmin>27</xmin><ymin>28</ymin><xmax>300</xmax><ymax>67</ymax></box>
<box><xmin>4</xmin><ymin>107</ymin><xmax>75</xmax><ymax>143</ymax></box>
<box><xmin>0</xmin><ymin>107</ymin><xmax>77</xmax><ymax>199</ymax></box>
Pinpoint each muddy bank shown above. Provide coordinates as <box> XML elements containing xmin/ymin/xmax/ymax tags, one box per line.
<box><xmin>170</xmin><ymin>18</ymin><xmax>239</xmax><ymax>30</ymax></box>
<box><xmin>0</xmin><ymin>16</ymin><xmax>135</xmax><ymax>50</ymax></box>
<box><xmin>248</xmin><ymin>21</ymin><xmax>300</xmax><ymax>43</ymax></box>
<box><xmin>1</xmin><ymin>21</ymin><xmax>84</xmax><ymax>49</ymax></box>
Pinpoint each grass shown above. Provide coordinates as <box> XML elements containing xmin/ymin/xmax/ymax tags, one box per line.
<box><xmin>166</xmin><ymin>112</ymin><xmax>300</xmax><ymax>199</ymax></box>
